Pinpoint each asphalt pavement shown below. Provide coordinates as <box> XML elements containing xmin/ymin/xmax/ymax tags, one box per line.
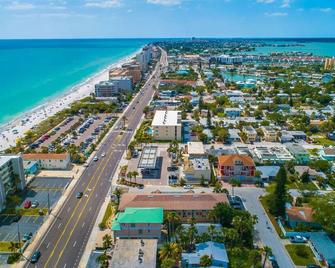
<box><xmin>24</xmin><ymin>47</ymin><xmax>168</xmax><ymax>268</ymax></box>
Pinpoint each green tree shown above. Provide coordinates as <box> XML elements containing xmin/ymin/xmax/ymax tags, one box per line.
<box><xmin>96</xmin><ymin>252</ymin><xmax>109</xmax><ymax>268</ymax></box>
<box><xmin>132</xmin><ymin>171</ymin><xmax>139</xmax><ymax>183</ymax></box>
<box><xmin>102</xmin><ymin>234</ymin><xmax>112</xmax><ymax>249</ymax></box>
<box><xmin>161</xmin><ymin>257</ymin><xmax>175</xmax><ymax>268</ymax></box>
<box><xmin>113</xmin><ymin>187</ymin><xmax>124</xmax><ymax>204</ymax></box>
<box><xmin>165</xmin><ymin>212</ymin><xmax>181</xmax><ymax>241</ymax></box>
<box><xmin>159</xmin><ymin>242</ymin><xmax>182</xmax><ymax>263</ymax></box>
<box><xmin>209</xmin><ymin>202</ymin><xmax>234</xmax><ymax>227</ymax></box>
<box><xmin>199</xmin><ymin>254</ymin><xmax>212</xmax><ymax>267</ymax></box>
<box><xmin>300</xmin><ymin>171</ymin><xmax>310</xmax><ymax>183</ymax></box>
<box><xmin>269</xmin><ymin>166</ymin><xmax>287</xmax><ymax>217</ymax></box>
<box><xmin>311</xmin><ymin>192</ymin><xmax>335</xmax><ymax>235</ymax></box>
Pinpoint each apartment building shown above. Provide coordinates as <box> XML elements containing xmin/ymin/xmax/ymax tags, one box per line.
<box><xmin>0</xmin><ymin>156</ymin><xmax>26</xmax><ymax>210</ymax></box>
<box><xmin>22</xmin><ymin>153</ymin><xmax>70</xmax><ymax>170</ymax></box>
<box><xmin>112</xmin><ymin>207</ymin><xmax>163</xmax><ymax>239</ymax></box>
<box><xmin>242</xmin><ymin>125</ymin><xmax>257</xmax><ymax>143</ymax></box>
<box><xmin>262</xmin><ymin>126</ymin><xmax>278</xmax><ymax>142</ymax></box>
<box><xmin>118</xmin><ymin>193</ymin><xmax>229</xmax><ymax>223</ymax></box>
<box><xmin>110</xmin><ymin>76</ymin><xmax>133</xmax><ymax>92</ymax></box>
<box><xmin>182</xmin><ymin>142</ymin><xmax>211</xmax><ymax>184</ymax></box>
<box><xmin>95</xmin><ymin>81</ymin><xmax>119</xmax><ymax>98</ymax></box>
<box><xmin>286</xmin><ymin>143</ymin><xmax>310</xmax><ymax>164</ymax></box>
<box><xmin>152</xmin><ymin>110</ymin><xmax>182</xmax><ymax>141</ymax></box>
<box><xmin>217</xmin><ymin>154</ymin><xmax>255</xmax><ymax>180</ymax></box>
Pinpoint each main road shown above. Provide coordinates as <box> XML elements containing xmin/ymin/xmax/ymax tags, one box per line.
<box><xmin>25</xmin><ymin>47</ymin><xmax>168</xmax><ymax>268</ymax></box>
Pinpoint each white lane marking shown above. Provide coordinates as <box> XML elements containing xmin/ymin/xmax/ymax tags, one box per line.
<box><xmin>82</xmin><ymin>222</ymin><xmax>85</xmax><ymax>228</ymax></box>
<box><xmin>58</xmin><ymin>223</ymin><xmax>62</xmax><ymax>229</ymax></box>
<box><xmin>46</xmin><ymin>242</ymin><xmax>50</xmax><ymax>249</ymax></box>
<box><xmin>73</xmin><ymin>241</ymin><xmax>77</xmax><ymax>247</ymax></box>
<box><xmin>88</xmin><ymin>206</ymin><xmax>92</xmax><ymax>212</ymax></box>
<box><xmin>63</xmin><ymin>264</ymin><xmax>67</xmax><ymax>268</ymax></box>
<box><xmin>67</xmin><ymin>207</ymin><xmax>70</xmax><ymax>213</ymax></box>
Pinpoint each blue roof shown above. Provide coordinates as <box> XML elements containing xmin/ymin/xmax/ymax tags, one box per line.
<box><xmin>256</xmin><ymin>166</ymin><xmax>280</xmax><ymax>178</ymax></box>
<box><xmin>182</xmin><ymin>242</ymin><xmax>229</xmax><ymax>266</ymax></box>
<box><xmin>310</xmin><ymin>232</ymin><xmax>335</xmax><ymax>266</ymax></box>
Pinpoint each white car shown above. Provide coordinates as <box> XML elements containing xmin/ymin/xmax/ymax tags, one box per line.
<box><xmin>183</xmin><ymin>185</ymin><xmax>193</xmax><ymax>190</ymax></box>
<box><xmin>101</xmin><ymin>152</ymin><xmax>106</xmax><ymax>157</ymax></box>
<box><xmin>289</xmin><ymin>235</ymin><xmax>307</xmax><ymax>243</ymax></box>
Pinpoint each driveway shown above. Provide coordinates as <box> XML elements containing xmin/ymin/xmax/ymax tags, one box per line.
<box><xmin>234</xmin><ymin>187</ymin><xmax>295</xmax><ymax>268</ymax></box>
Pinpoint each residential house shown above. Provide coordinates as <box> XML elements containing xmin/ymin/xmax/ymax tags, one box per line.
<box><xmin>242</xmin><ymin>126</ymin><xmax>257</xmax><ymax>143</ymax></box>
<box><xmin>319</xmin><ymin>148</ymin><xmax>335</xmax><ymax>161</ymax></box>
<box><xmin>286</xmin><ymin>144</ymin><xmax>310</xmax><ymax>164</ymax></box>
<box><xmin>182</xmin><ymin>242</ymin><xmax>229</xmax><ymax>268</ymax></box>
<box><xmin>280</xmin><ymin>130</ymin><xmax>307</xmax><ymax>143</ymax></box>
<box><xmin>286</xmin><ymin>205</ymin><xmax>320</xmax><ymax>229</ymax></box>
<box><xmin>228</xmin><ymin>129</ymin><xmax>241</xmax><ymax>143</ymax></box>
<box><xmin>262</xmin><ymin>126</ymin><xmax>278</xmax><ymax>142</ymax></box>
<box><xmin>224</xmin><ymin>108</ymin><xmax>241</xmax><ymax>118</ymax></box>
<box><xmin>294</xmin><ymin>166</ymin><xmax>319</xmax><ymax>180</ymax></box>
<box><xmin>22</xmin><ymin>153</ymin><xmax>70</xmax><ymax>170</ymax></box>
<box><xmin>111</xmin><ymin>207</ymin><xmax>163</xmax><ymax>239</ymax></box>
<box><xmin>217</xmin><ymin>154</ymin><xmax>256</xmax><ymax>181</ymax></box>
<box><xmin>309</xmin><ymin>232</ymin><xmax>335</xmax><ymax>268</ymax></box>
<box><xmin>252</xmin><ymin>146</ymin><xmax>294</xmax><ymax>164</ymax></box>
<box><xmin>256</xmin><ymin>166</ymin><xmax>280</xmax><ymax>182</ymax></box>
<box><xmin>118</xmin><ymin>193</ymin><xmax>229</xmax><ymax>223</ymax></box>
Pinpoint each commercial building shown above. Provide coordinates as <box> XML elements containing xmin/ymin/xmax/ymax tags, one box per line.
<box><xmin>152</xmin><ymin>110</ymin><xmax>182</xmax><ymax>141</ymax></box>
<box><xmin>217</xmin><ymin>154</ymin><xmax>255</xmax><ymax>180</ymax></box>
<box><xmin>112</xmin><ymin>207</ymin><xmax>163</xmax><ymax>239</ymax></box>
<box><xmin>110</xmin><ymin>76</ymin><xmax>133</xmax><ymax>92</ymax></box>
<box><xmin>95</xmin><ymin>81</ymin><xmax>119</xmax><ymax>98</ymax></box>
<box><xmin>262</xmin><ymin>126</ymin><xmax>278</xmax><ymax>142</ymax></box>
<box><xmin>22</xmin><ymin>153</ymin><xmax>70</xmax><ymax>170</ymax></box>
<box><xmin>324</xmin><ymin>57</ymin><xmax>335</xmax><ymax>70</ymax></box>
<box><xmin>242</xmin><ymin>125</ymin><xmax>257</xmax><ymax>143</ymax></box>
<box><xmin>118</xmin><ymin>192</ymin><xmax>229</xmax><ymax>223</ymax></box>
<box><xmin>182</xmin><ymin>142</ymin><xmax>211</xmax><ymax>184</ymax></box>
<box><xmin>182</xmin><ymin>242</ymin><xmax>229</xmax><ymax>268</ymax></box>
<box><xmin>252</xmin><ymin>146</ymin><xmax>294</xmax><ymax>164</ymax></box>
<box><xmin>0</xmin><ymin>155</ymin><xmax>26</xmax><ymax>210</ymax></box>
<box><xmin>110</xmin><ymin>239</ymin><xmax>157</xmax><ymax>268</ymax></box>
<box><xmin>122</xmin><ymin>63</ymin><xmax>142</xmax><ymax>84</ymax></box>
<box><xmin>286</xmin><ymin>143</ymin><xmax>310</xmax><ymax>164</ymax></box>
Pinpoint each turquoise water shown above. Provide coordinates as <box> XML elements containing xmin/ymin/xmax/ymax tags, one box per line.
<box><xmin>0</xmin><ymin>39</ymin><xmax>152</xmax><ymax>124</ymax></box>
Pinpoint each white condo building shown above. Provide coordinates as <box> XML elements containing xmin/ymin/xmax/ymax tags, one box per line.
<box><xmin>0</xmin><ymin>156</ymin><xmax>26</xmax><ymax>210</ymax></box>
<box><xmin>152</xmin><ymin>110</ymin><xmax>182</xmax><ymax>141</ymax></box>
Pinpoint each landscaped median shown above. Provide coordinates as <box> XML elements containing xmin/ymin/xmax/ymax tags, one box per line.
<box><xmin>0</xmin><ymin>241</ymin><xmax>23</xmax><ymax>253</ymax></box>
<box><xmin>285</xmin><ymin>244</ymin><xmax>317</xmax><ymax>266</ymax></box>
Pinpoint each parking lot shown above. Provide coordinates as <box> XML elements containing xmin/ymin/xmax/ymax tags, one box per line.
<box><xmin>0</xmin><ymin>215</ymin><xmax>44</xmax><ymax>242</ymax></box>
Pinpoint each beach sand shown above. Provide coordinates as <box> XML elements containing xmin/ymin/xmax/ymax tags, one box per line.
<box><xmin>0</xmin><ymin>49</ymin><xmax>141</xmax><ymax>152</ymax></box>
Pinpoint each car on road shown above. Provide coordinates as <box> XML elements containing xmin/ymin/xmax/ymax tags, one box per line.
<box><xmin>93</xmin><ymin>156</ymin><xmax>99</xmax><ymax>161</ymax></box>
<box><xmin>306</xmin><ymin>265</ymin><xmax>321</xmax><ymax>268</ymax></box>
<box><xmin>31</xmin><ymin>201</ymin><xmax>39</xmax><ymax>208</ymax></box>
<box><xmin>24</xmin><ymin>200</ymin><xmax>32</xmax><ymax>209</ymax></box>
<box><xmin>101</xmin><ymin>152</ymin><xmax>106</xmax><ymax>157</ymax></box>
<box><xmin>137</xmin><ymin>185</ymin><xmax>144</xmax><ymax>189</ymax></box>
<box><xmin>76</xmin><ymin>192</ymin><xmax>83</xmax><ymax>199</ymax></box>
<box><xmin>183</xmin><ymin>185</ymin><xmax>193</xmax><ymax>189</ymax></box>
<box><xmin>289</xmin><ymin>235</ymin><xmax>307</xmax><ymax>243</ymax></box>
<box><xmin>30</xmin><ymin>251</ymin><xmax>41</xmax><ymax>263</ymax></box>
<box><xmin>269</xmin><ymin>255</ymin><xmax>279</xmax><ymax>268</ymax></box>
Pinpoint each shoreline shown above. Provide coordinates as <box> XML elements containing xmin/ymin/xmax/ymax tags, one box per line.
<box><xmin>0</xmin><ymin>47</ymin><xmax>143</xmax><ymax>151</ymax></box>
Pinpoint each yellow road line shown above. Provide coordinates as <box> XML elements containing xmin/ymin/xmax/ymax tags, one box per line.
<box><xmin>43</xmin><ymin>134</ymin><xmax>119</xmax><ymax>268</ymax></box>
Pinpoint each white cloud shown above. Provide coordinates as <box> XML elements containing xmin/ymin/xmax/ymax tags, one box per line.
<box><xmin>147</xmin><ymin>0</ymin><xmax>181</xmax><ymax>6</ymax></box>
<box><xmin>257</xmin><ymin>0</ymin><xmax>275</xmax><ymax>4</ymax></box>
<box><xmin>85</xmin><ymin>0</ymin><xmax>122</xmax><ymax>8</ymax></box>
<box><xmin>281</xmin><ymin>0</ymin><xmax>290</xmax><ymax>8</ymax></box>
<box><xmin>5</xmin><ymin>1</ymin><xmax>36</xmax><ymax>10</ymax></box>
<box><xmin>319</xmin><ymin>8</ymin><xmax>332</xmax><ymax>13</ymax></box>
<box><xmin>265</xmin><ymin>12</ymin><xmax>288</xmax><ymax>16</ymax></box>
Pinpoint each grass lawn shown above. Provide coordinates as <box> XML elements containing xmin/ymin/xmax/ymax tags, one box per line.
<box><xmin>313</xmin><ymin>137</ymin><xmax>335</xmax><ymax>146</ymax></box>
<box><xmin>259</xmin><ymin>197</ymin><xmax>285</xmax><ymax>238</ymax></box>
<box><xmin>0</xmin><ymin>242</ymin><xmax>23</xmax><ymax>253</ymax></box>
<box><xmin>285</xmin><ymin>244</ymin><xmax>317</xmax><ymax>266</ymax></box>
<box><xmin>99</xmin><ymin>203</ymin><xmax>114</xmax><ymax>229</ymax></box>
<box><xmin>287</xmin><ymin>181</ymin><xmax>319</xmax><ymax>191</ymax></box>
<box><xmin>228</xmin><ymin>248</ymin><xmax>262</xmax><ymax>268</ymax></box>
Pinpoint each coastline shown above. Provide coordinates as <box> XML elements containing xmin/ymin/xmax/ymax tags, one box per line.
<box><xmin>0</xmin><ymin>47</ymin><xmax>142</xmax><ymax>151</ymax></box>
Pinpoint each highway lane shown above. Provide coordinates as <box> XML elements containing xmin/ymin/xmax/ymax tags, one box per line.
<box><xmin>25</xmin><ymin>47</ymin><xmax>167</xmax><ymax>268</ymax></box>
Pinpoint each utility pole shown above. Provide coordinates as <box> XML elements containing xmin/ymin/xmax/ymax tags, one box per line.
<box><xmin>47</xmin><ymin>190</ymin><xmax>51</xmax><ymax>215</ymax></box>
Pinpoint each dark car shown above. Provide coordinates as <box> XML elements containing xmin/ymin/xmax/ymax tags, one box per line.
<box><xmin>76</xmin><ymin>192</ymin><xmax>83</xmax><ymax>198</ymax></box>
<box><xmin>306</xmin><ymin>265</ymin><xmax>321</xmax><ymax>268</ymax></box>
<box><xmin>30</xmin><ymin>251</ymin><xmax>41</xmax><ymax>263</ymax></box>
<box><xmin>271</xmin><ymin>260</ymin><xmax>279</xmax><ymax>268</ymax></box>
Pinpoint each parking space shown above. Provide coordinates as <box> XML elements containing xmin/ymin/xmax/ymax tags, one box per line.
<box><xmin>28</xmin><ymin>177</ymin><xmax>71</xmax><ymax>190</ymax></box>
<box><xmin>0</xmin><ymin>215</ymin><xmax>44</xmax><ymax>242</ymax></box>
<box><xmin>20</xmin><ymin>189</ymin><xmax>63</xmax><ymax>209</ymax></box>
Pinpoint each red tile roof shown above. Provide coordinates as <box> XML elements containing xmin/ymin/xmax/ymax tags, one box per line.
<box><xmin>218</xmin><ymin>154</ymin><xmax>255</xmax><ymax>167</ymax></box>
<box><xmin>286</xmin><ymin>206</ymin><xmax>314</xmax><ymax>222</ymax></box>
<box><xmin>22</xmin><ymin>153</ymin><xmax>69</xmax><ymax>160</ymax></box>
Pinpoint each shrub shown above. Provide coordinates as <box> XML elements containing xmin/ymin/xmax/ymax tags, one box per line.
<box><xmin>7</xmin><ymin>253</ymin><xmax>20</xmax><ymax>264</ymax></box>
<box><xmin>295</xmin><ymin>246</ymin><xmax>309</xmax><ymax>258</ymax></box>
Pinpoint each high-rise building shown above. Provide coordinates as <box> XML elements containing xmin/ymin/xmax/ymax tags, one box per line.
<box><xmin>324</xmin><ymin>58</ymin><xmax>335</xmax><ymax>70</ymax></box>
<box><xmin>0</xmin><ymin>155</ymin><xmax>26</xmax><ymax>210</ymax></box>
<box><xmin>110</xmin><ymin>76</ymin><xmax>133</xmax><ymax>92</ymax></box>
<box><xmin>95</xmin><ymin>81</ymin><xmax>119</xmax><ymax>98</ymax></box>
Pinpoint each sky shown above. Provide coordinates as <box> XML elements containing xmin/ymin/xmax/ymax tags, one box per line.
<box><xmin>0</xmin><ymin>0</ymin><xmax>334</xmax><ymax>39</ymax></box>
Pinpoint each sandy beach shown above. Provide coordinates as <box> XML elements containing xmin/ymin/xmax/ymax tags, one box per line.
<box><xmin>0</xmin><ymin>49</ymin><xmax>141</xmax><ymax>152</ymax></box>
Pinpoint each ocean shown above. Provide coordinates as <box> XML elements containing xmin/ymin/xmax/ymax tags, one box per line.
<box><xmin>0</xmin><ymin>39</ymin><xmax>153</xmax><ymax>125</ymax></box>
<box><xmin>0</xmin><ymin>38</ymin><xmax>335</xmax><ymax>126</ymax></box>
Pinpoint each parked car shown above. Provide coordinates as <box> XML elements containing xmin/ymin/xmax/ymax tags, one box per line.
<box><xmin>289</xmin><ymin>235</ymin><xmax>307</xmax><ymax>243</ymax></box>
<box><xmin>24</xmin><ymin>200</ymin><xmax>32</xmax><ymax>209</ymax></box>
<box><xmin>101</xmin><ymin>152</ymin><xmax>106</xmax><ymax>157</ymax></box>
<box><xmin>76</xmin><ymin>192</ymin><xmax>83</xmax><ymax>199</ymax></box>
<box><xmin>31</xmin><ymin>201</ymin><xmax>39</xmax><ymax>208</ymax></box>
<box><xmin>30</xmin><ymin>251</ymin><xmax>41</xmax><ymax>263</ymax></box>
<box><xmin>183</xmin><ymin>185</ymin><xmax>193</xmax><ymax>189</ymax></box>
<box><xmin>22</xmin><ymin>232</ymin><xmax>33</xmax><ymax>242</ymax></box>
<box><xmin>306</xmin><ymin>265</ymin><xmax>321</xmax><ymax>268</ymax></box>
<box><xmin>93</xmin><ymin>156</ymin><xmax>99</xmax><ymax>161</ymax></box>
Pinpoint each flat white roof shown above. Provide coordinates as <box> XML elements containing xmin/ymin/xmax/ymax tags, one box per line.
<box><xmin>152</xmin><ymin>110</ymin><xmax>181</xmax><ymax>126</ymax></box>
<box><xmin>187</xmin><ymin>142</ymin><xmax>205</xmax><ymax>155</ymax></box>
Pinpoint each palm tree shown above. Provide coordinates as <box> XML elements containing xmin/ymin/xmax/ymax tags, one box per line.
<box><xmin>187</xmin><ymin>217</ymin><xmax>197</xmax><ymax>252</ymax></box>
<box><xmin>102</xmin><ymin>234</ymin><xmax>112</xmax><ymax>249</ymax></box>
<box><xmin>132</xmin><ymin>171</ymin><xmax>139</xmax><ymax>184</ymax></box>
<box><xmin>207</xmin><ymin>224</ymin><xmax>217</xmax><ymax>241</ymax></box>
<box><xmin>166</xmin><ymin>212</ymin><xmax>181</xmax><ymax>241</ymax></box>
<box><xmin>113</xmin><ymin>187</ymin><xmax>124</xmax><ymax>204</ymax></box>
<box><xmin>8</xmin><ymin>242</ymin><xmax>20</xmax><ymax>253</ymax></box>
<box><xmin>126</xmin><ymin>171</ymin><xmax>132</xmax><ymax>182</ymax></box>
<box><xmin>199</xmin><ymin>254</ymin><xmax>212</xmax><ymax>267</ymax></box>
<box><xmin>161</xmin><ymin>257</ymin><xmax>175</xmax><ymax>268</ymax></box>
<box><xmin>159</xmin><ymin>242</ymin><xmax>182</xmax><ymax>263</ymax></box>
<box><xmin>96</xmin><ymin>252</ymin><xmax>109</xmax><ymax>268</ymax></box>
<box><xmin>262</xmin><ymin>246</ymin><xmax>272</xmax><ymax>268</ymax></box>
